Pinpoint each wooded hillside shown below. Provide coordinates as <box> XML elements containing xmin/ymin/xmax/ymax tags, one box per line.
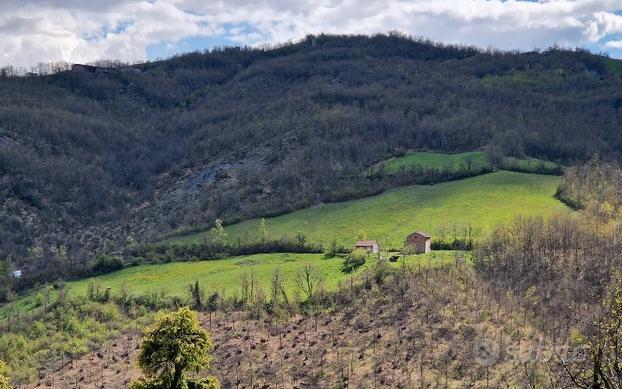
<box><xmin>2</xmin><ymin>33</ymin><xmax>622</xmax><ymax>283</ymax></box>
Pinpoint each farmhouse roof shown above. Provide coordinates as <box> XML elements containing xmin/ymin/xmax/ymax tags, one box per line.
<box><xmin>355</xmin><ymin>240</ymin><xmax>378</xmax><ymax>246</ymax></box>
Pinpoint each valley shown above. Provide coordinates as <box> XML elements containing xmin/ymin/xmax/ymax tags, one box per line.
<box><xmin>1</xmin><ymin>33</ymin><xmax>622</xmax><ymax>388</ymax></box>
<box><xmin>0</xmin><ymin>166</ymin><xmax>572</xmax><ymax>386</ymax></box>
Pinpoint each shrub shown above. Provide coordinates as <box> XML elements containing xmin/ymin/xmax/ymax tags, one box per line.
<box><xmin>325</xmin><ymin>239</ymin><xmax>348</xmax><ymax>258</ymax></box>
<box><xmin>430</xmin><ymin>239</ymin><xmax>473</xmax><ymax>250</ymax></box>
<box><xmin>0</xmin><ymin>360</ymin><xmax>10</xmax><ymax>389</ymax></box>
<box><xmin>91</xmin><ymin>255</ymin><xmax>124</xmax><ymax>275</ymax></box>
<box><xmin>343</xmin><ymin>248</ymin><xmax>368</xmax><ymax>273</ymax></box>
<box><xmin>128</xmin><ymin>236</ymin><xmax>323</xmax><ymax>264</ymax></box>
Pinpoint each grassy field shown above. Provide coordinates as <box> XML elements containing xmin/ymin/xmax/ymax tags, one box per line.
<box><xmin>166</xmin><ymin>171</ymin><xmax>569</xmax><ymax>249</ymax></box>
<box><xmin>369</xmin><ymin>150</ymin><xmax>560</xmax><ymax>176</ymax></box>
<box><xmin>0</xmin><ymin>251</ymin><xmax>460</xmax><ymax>319</ymax></box>
<box><xmin>69</xmin><ymin>251</ymin><xmax>458</xmax><ymax>298</ymax></box>
<box><xmin>503</xmin><ymin>156</ymin><xmax>560</xmax><ymax>172</ymax></box>
<box><xmin>370</xmin><ymin>150</ymin><xmax>490</xmax><ymax>175</ymax></box>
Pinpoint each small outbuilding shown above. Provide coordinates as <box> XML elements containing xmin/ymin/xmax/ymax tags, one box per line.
<box><xmin>11</xmin><ymin>270</ymin><xmax>22</xmax><ymax>279</ymax></box>
<box><xmin>405</xmin><ymin>231</ymin><xmax>431</xmax><ymax>254</ymax></box>
<box><xmin>354</xmin><ymin>240</ymin><xmax>379</xmax><ymax>254</ymax></box>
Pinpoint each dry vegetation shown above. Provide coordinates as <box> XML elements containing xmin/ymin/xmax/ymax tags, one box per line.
<box><xmin>27</xmin><ymin>260</ymin><xmax>557</xmax><ymax>388</ymax></box>
<box><xmin>477</xmin><ymin>160</ymin><xmax>622</xmax><ymax>386</ymax></box>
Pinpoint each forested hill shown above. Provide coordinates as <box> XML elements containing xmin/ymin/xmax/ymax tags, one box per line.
<box><xmin>1</xmin><ymin>33</ymin><xmax>622</xmax><ymax>280</ymax></box>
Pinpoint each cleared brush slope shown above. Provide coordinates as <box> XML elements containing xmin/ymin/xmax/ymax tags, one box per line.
<box><xmin>27</xmin><ymin>262</ymin><xmax>553</xmax><ymax>388</ymax></box>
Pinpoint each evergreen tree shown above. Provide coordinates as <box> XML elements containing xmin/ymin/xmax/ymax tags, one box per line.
<box><xmin>189</xmin><ymin>281</ymin><xmax>203</xmax><ymax>310</ymax></box>
<box><xmin>258</xmin><ymin>218</ymin><xmax>269</xmax><ymax>242</ymax></box>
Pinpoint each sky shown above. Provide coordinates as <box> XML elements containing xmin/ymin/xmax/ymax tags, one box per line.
<box><xmin>1</xmin><ymin>0</ymin><xmax>622</xmax><ymax>68</ymax></box>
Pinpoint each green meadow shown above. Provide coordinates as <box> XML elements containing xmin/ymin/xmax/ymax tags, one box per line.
<box><xmin>166</xmin><ymin>171</ymin><xmax>569</xmax><ymax>249</ymax></box>
<box><xmin>369</xmin><ymin>150</ymin><xmax>560</xmax><ymax>176</ymax></box>
<box><xmin>73</xmin><ymin>253</ymin><xmax>342</xmax><ymax>298</ymax></box>
<box><xmin>0</xmin><ymin>251</ymin><xmax>460</xmax><ymax>319</ymax></box>
<box><xmin>371</xmin><ymin>150</ymin><xmax>490</xmax><ymax>175</ymax></box>
<box><xmin>68</xmin><ymin>251</ymin><xmax>458</xmax><ymax>297</ymax></box>
<box><xmin>502</xmin><ymin>156</ymin><xmax>560</xmax><ymax>172</ymax></box>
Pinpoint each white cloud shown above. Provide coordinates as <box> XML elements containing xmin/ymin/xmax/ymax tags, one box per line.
<box><xmin>0</xmin><ymin>0</ymin><xmax>621</xmax><ymax>67</ymax></box>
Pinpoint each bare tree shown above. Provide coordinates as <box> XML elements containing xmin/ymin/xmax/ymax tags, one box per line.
<box><xmin>295</xmin><ymin>265</ymin><xmax>323</xmax><ymax>301</ymax></box>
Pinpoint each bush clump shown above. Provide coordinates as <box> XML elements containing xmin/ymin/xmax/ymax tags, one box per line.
<box><xmin>343</xmin><ymin>248</ymin><xmax>368</xmax><ymax>273</ymax></box>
